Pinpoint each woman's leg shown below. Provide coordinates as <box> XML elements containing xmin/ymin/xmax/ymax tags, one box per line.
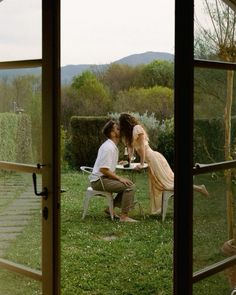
<box><xmin>193</xmin><ymin>184</ymin><xmax>209</xmax><ymax>197</ymax></box>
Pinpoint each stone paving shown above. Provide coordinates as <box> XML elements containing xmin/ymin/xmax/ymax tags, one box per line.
<box><xmin>0</xmin><ymin>179</ymin><xmax>40</xmax><ymax>257</ymax></box>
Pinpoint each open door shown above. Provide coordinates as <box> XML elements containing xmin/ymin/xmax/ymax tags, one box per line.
<box><xmin>0</xmin><ymin>1</ymin><xmax>60</xmax><ymax>294</ymax></box>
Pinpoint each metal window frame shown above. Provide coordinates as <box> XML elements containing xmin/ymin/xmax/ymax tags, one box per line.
<box><xmin>174</xmin><ymin>0</ymin><xmax>236</xmax><ymax>294</ymax></box>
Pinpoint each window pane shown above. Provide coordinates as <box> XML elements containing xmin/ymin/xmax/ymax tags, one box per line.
<box><xmin>0</xmin><ymin>172</ymin><xmax>42</xmax><ymax>294</ymax></box>
<box><xmin>0</xmin><ymin>69</ymin><xmax>42</xmax><ymax>164</ymax></box>
<box><xmin>193</xmin><ymin>170</ymin><xmax>236</xmax><ymax>293</ymax></box>
<box><xmin>194</xmin><ymin>68</ymin><xmax>236</xmax><ymax>165</ymax></box>
<box><xmin>0</xmin><ymin>0</ymin><xmax>41</xmax><ymax>61</ymax></box>
<box><xmin>193</xmin><ymin>270</ymin><xmax>230</xmax><ymax>295</ymax></box>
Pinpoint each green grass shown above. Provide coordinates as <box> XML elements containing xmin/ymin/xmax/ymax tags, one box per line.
<box><xmin>0</xmin><ymin>171</ymin><xmax>235</xmax><ymax>294</ymax></box>
<box><xmin>61</xmin><ymin>171</ymin><xmax>173</xmax><ymax>295</ymax></box>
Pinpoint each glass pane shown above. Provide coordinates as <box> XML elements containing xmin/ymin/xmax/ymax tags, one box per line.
<box><xmin>0</xmin><ymin>0</ymin><xmax>41</xmax><ymax>62</ymax></box>
<box><xmin>0</xmin><ymin>70</ymin><xmax>42</xmax><ymax>164</ymax></box>
<box><xmin>193</xmin><ymin>172</ymin><xmax>228</xmax><ymax>269</ymax></box>
<box><xmin>0</xmin><ymin>269</ymin><xmax>41</xmax><ymax>295</ymax></box>
<box><xmin>193</xmin><ymin>270</ymin><xmax>230</xmax><ymax>295</ymax></box>
<box><xmin>194</xmin><ymin>0</ymin><xmax>236</xmax><ymax>65</ymax></box>
<box><xmin>193</xmin><ymin>170</ymin><xmax>236</xmax><ymax>291</ymax></box>
<box><xmin>194</xmin><ymin>68</ymin><xmax>236</xmax><ymax>165</ymax></box>
<box><xmin>0</xmin><ymin>171</ymin><xmax>41</xmax><ymax>293</ymax></box>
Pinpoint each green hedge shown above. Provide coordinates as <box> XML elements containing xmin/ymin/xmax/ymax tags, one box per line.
<box><xmin>0</xmin><ymin>113</ymin><xmax>33</xmax><ymax>163</ymax></box>
<box><xmin>65</xmin><ymin>115</ymin><xmax>175</xmax><ymax>170</ymax></box>
<box><xmin>65</xmin><ymin>115</ymin><xmax>236</xmax><ymax>170</ymax></box>
<box><xmin>65</xmin><ymin>116</ymin><xmax>110</xmax><ymax>169</ymax></box>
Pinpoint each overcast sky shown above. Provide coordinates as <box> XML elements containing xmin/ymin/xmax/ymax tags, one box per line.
<box><xmin>0</xmin><ymin>0</ymin><xmax>175</xmax><ymax>66</ymax></box>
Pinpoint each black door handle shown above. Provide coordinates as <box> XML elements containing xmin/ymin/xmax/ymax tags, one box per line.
<box><xmin>32</xmin><ymin>173</ymin><xmax>48</xmax><ymax>199</ymax></box>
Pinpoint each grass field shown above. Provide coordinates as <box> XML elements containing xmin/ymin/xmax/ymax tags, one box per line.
<box><xmin>0</xmin><ymin>170</ymin><xmax>235</xmax><ymax>294</ymax></box>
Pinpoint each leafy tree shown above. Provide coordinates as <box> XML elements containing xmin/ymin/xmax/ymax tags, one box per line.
<box><xmin>71</xmin><ymin>71</ymin><xmax>112</xmax><ymax>116</ymax></box>
<box><xmin>96</xmin><ymin>63</ymin><xmax>143</xmax><ymax>96</ymax></box>
<box><xmin>113</xmin><ymin>86</ymin><xmax>174</xmax><ymax>121</ymax></box>
<box><xmin>61</xmin><ymin>85</ymin><xmax>79</xmax><ymax>130</ymax></box>
<box><xmin>139</xmin><ymin>60</ymin><xmax>174</xmax><ymax>89</ymax></box>
<box><xmin>72</xmin><ymin>71</ymin><xmax>95</xmax><ymax>90</ymax></box>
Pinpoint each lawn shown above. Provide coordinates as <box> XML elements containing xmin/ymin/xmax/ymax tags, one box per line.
<box><xmin>0</xmin><ymin>170</ymin><xmax>234</xmax><ymax>294</ymax></box>
<box><xmin>61</xmin><ymin>171</ymin><xmax>173</xmax><ymax>295</ymax></box>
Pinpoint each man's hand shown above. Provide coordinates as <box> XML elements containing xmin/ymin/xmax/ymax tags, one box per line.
<box><xmin>100</xmin><ymin>167</ymin><xmax>133</xmax><ymax>185</ymax></box>
<box><xmin>119</xmin><ymin>177</ymin><xmax>133</xmax><ymax>186</ymax></box>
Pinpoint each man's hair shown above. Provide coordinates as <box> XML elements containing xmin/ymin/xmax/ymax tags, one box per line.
<box><xmin>102</xmin><ymin>120</ymin><xmax>116</xmax><ymax>138</ymax></box>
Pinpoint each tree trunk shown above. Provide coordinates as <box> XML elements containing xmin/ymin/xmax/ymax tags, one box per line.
<box><xmin>224</xmin><ymin>70</ymin><xmax>234</xmax><ymax>240</ymax></box>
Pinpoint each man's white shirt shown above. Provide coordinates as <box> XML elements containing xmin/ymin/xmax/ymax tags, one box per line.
<box><xmin>89</xmin><ymin>139</ymin><xmax>119</xmax><ymax>182</ymax></box>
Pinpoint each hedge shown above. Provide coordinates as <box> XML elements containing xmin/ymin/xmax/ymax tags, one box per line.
<box><xmin>65</xmin><ymin>116</ymin><xmax>110</xmax><ymax>169</ymax></box>
<box><xmin>65</xmin><ymin>115</ymin><xmax>236</xmax><ymax>170</ymax></box>
<box><xmin>0</xmin><ymin>112</ymin><xmax>33</xmax><ymax>163</ymax></box>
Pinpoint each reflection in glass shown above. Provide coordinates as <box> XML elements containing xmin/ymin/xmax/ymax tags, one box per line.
<box><xmin>193</xmin><ymin>171</ymin><xmax>236</xmax><ymax>293</ymax></box>
<box><xmin>0</xmin><ymin>70</ymin><xmax>42</xmax><ymax>164</ymax></box>
<box><xmin>194</xmin><ymin>67</ymin><xmax>236</xmax><ymax>165</ymax></box>
<box><xmin>193</xmin><ymin>270</ymin><xmax>229</xmax><ymax>294</ymax></box>
<box><xmin>0</xmin><ymin>0</ymin><xmax>41</xmax><ymax>62</ymax></box>
<box><xmin>0</xmin><ymin>269</ymin><xmax>42</xmax><ymax>295</ymax></box>
<box><xmin>0</xmin><ymin>171</ymin><xmax>42</xmax><ymax>293</ymax></box>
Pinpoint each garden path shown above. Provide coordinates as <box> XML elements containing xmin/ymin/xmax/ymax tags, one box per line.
<box><xmin>0</xmin><ymin>179</ymin><xmax>40</xmax><ymax>257</ymax></box>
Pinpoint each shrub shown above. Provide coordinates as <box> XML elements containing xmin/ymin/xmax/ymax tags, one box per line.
<box><xmin>0</xmin><ymin>113</ymin><xmax>18</xmax><ymax>162</ymax></box>
<box><xmin>65</xmin><ymin>116</ymin><xmax>110</xmax><ymax>169</ymax></box>
<box><xmin>16</xmin><ymin>114</ymin><xmax>33</xmax><ymax>163</ymax></box>
<box><xmin>65</xmin><ymin>113</ymin><xmax>236</xmax><ymax>172</ymax></box>
<box><xmin>0</xmin><ymin>112</ymin><xmax>33</xmax><ymax>163</ymax></box>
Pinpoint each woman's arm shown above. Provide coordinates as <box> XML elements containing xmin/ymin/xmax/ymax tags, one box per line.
<box><xmin>135</xmin><ymin>133</ymin><xmax>145</xmax><ymax>168</ymax></box>
<box><xmin>127</xmin><ymin>145</ymin><xmax>134</xmax><ymax>162</ymax></box>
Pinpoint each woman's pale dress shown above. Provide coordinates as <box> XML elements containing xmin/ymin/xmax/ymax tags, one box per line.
<box><xmin>132</xmin><ymin>125</ymin><xmax>174</xmax><ymax>214</ymax></box>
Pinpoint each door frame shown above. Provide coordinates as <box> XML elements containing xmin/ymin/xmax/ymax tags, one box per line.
<box><xmin>0</xmin><ymin>1</ymin><xmax>61</xmax><ymax>294</ymax></box>
<box><xmin>41</xmin><ymin>0</ymin><xmax>61</xmax><ymax>293</ymax></box>
<box><xmin>174</xmin><ymin>0</ymin><xmax>236</xmax><ymax>293</ymax></box>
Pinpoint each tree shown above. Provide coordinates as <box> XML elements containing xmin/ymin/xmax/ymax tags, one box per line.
<box><xmin>96</xmin><ymin>63</ymin><xmax>143</xmax><ymax>96</ymax></box>
<box><xmin>71</xmin><ymin>71</ymin><xmax>112</xmax><ymax>116</ymax></box>
<box><xmin>139</xmin><ymin>60</ymin><xmax>174</xmax><ymax>89</ymax></box>
<box><xmin>113</xmin><ymin>86</ymin><xmax>174</xmax><ymax>121</ymax></box>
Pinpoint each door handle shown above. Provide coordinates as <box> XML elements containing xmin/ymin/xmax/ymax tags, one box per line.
<box><xmin>32</xmin><ymin>173</ymin><xmax>48</xmax><ymax>199</ymax></box>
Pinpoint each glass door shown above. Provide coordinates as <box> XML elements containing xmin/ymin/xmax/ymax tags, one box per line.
<box><xmin>0</xmin><ymin>1</ymin><xmax>60</xmax><ymax>294</ymax></box>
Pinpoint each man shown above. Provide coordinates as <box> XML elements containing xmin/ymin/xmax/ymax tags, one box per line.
<box><xmin>90</xmin><ymin>120</ymin><xmax>138</xmax><ymax>222</ymax></box>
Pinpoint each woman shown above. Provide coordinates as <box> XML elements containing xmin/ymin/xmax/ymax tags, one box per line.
<box><xmin>119</xmin><ymin>113</ymin><xmax>209</xmax><ymax>214</ymax></box>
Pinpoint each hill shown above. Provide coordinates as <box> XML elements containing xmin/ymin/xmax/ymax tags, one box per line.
<box><xmin>114</xmin><ymin>51</ymin><xmax>173</xmax><ymax>65</ymax></box>
<box><xmin>0</xmin><ymin>51</ymin><xmax>174</xmax><ymax>84</ymax></box>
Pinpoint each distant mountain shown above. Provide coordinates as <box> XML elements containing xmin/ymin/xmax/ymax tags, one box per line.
<box><xmin>114</xmin><ymin>51</ymin><xmax>174</xmax><ymax>66</ymax></box>
<box><xmin>0</xmin><ymin>51</ymin><xmax>174</xmax><ymax>84</ymax></box>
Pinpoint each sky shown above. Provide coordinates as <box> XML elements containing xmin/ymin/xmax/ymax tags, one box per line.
<box><xmin>0</xmin><ymin>0</ymin><xmax>175</xmax><ymax>66</ymax></box>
